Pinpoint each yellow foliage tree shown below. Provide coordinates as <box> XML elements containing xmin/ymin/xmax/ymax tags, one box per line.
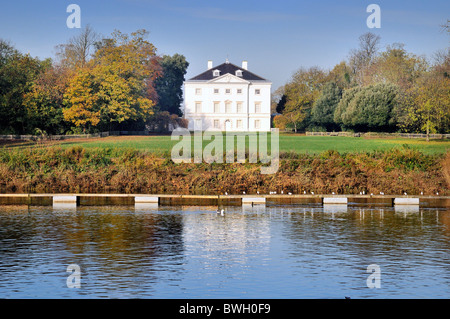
<box><xmin>282</xmin><ymin>67</ymin><xmax>326</xmax><ymax>132</ymax></box>
<box><xmin>63</xmin><ymin>29</ymin><xmax>159</xmax><ymax>132</ymax></box>
<box><xmin>273</xmin><ymin>114</ymin><xmax>287</xmax><ymax>130</ymax></box>
<box><xmin>63</xmin><ymin>68</ymin><xmax>101</xmax><ymax>132</ymax></box>
<box><xmin>412</xmin><ymin>74</ymin><xmax>450</xmax><ymax>141</ymax></box>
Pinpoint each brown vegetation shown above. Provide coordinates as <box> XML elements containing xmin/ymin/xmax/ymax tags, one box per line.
<box><xmin>0</xmin><ymin>146</ymin><xmax>447</xmax><ymax>195</ymax></box>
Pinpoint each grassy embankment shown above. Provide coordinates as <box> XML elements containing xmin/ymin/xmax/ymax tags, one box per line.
<box><xmin>0</xmin><ymin>134</ymin><xmax>448</xmax><ymax>195</ymax></box>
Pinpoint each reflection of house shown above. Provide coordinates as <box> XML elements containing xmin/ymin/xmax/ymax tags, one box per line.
<box><xmin>181</xmin><ymin>208</ymin><xmax>271</xmax><ymax>264</ymax></box>
<box><xmin>183</xmin><ymin>60</ymin><xmax>272</xmax><ymax>131</ymax></box>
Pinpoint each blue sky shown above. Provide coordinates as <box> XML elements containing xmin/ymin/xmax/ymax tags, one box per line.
<box><xmin>0</xmin><ymin>0</ymin><xmax>448</xmax><ymax>90</ymax></box>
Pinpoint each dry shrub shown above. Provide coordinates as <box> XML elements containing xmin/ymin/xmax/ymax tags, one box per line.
<box><xmin>442</xmin><ymin>151</ymin><xmax>450</xmax><ymax>189</ymax></box>
<box><xmin>0</xmin><ymin>146</ymin><xmax>447</xmax><ymax>195</ymax></box>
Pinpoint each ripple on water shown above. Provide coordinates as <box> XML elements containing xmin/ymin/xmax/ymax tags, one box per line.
<box><xmin>0</xmin><ymin>206</ymin><xmax>449</xmax><ymax>298</ymax></box>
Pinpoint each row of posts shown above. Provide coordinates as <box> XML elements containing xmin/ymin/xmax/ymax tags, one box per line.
<box><xmin>52</xmin><ymin>195</ymin><xmax>421</xmax><ymax>212</ymax></box>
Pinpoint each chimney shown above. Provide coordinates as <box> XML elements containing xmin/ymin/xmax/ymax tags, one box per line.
<box><xmin>207</xmin><ymin>60</ymin><xmax>213</xmax><ymax>70</ymax></box>
<box><xmin>242</xmin><ymin>60</ymin><xmax>248</xmax><ymax>70</ymax></box>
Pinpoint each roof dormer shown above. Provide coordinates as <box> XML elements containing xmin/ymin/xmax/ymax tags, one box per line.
<box><xmin>213</xmin><ymin>69</ymin><xmax>221</xmax><ymax>77</ymax></box>
<box><xmin>235</xmin><ymin>70</ymin><xmax>243</xmax><ymax>77</ymax></box>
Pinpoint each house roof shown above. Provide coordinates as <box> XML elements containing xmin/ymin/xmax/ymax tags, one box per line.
<box><xmin>189</xmin><ymin>62</ymin><xmax>268</xmax><ymax>82</ymax></box>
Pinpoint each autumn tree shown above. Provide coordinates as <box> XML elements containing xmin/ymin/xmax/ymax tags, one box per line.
<box><xmin>63</xmin><ymin>29</ymin><xmax>161</xmax><ymax>132</ymax></box>
<box><xmin>281</xmin><ymin>108</ymin><xmax>306</xmax><ymax>133</ymax></box>
<box><xmin>63</xmin><ymin>67</ymin><xmax>101</xmax><ymax>132</ymax></box>
<box><xmin>367</xmin><ymin>43</ymin><xmax>428</xmax><ymax>89</ymax></box>
<box><xmin>432</xmin><ymin>48</ymin><xmax>450</xmax><ymax>78</ymax></box>
<box><xmin>348</xmin><ymin>32</ymin><xmax>381</xmax><ymax>86</ymax></box>
<box><xmin>56</xmin><ymin>25</ymin><xmax>99</xmax><ymax>69</ymax></box>
<box><xmin>402</xmin><ymin>73</ymin><xmax>450</xmax><ymax>140</ymax></box>
<box><xmin>23</xmin><ymin>64</ymin><xmax>71</xmax><ymax>134</ymax></box>
<box><xmin>272</xmin><ymin>114</ymin><xmax>287</xmax><ymax>130</ymax></box>
<box><xmin>281</xmin><ymin>66</ymin><xmax>327</xmax><ymax>131</ymax></box>
<box><xmin>327</xmin><ymin>61</ymin><xmax>353</xmax><ymax>90</ymax></box>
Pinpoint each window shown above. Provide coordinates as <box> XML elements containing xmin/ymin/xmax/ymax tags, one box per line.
<box><xmin>236</xmin><ymin>102</ymin><xmax>243</xmax><ymax>113</ymax></box>
<box><xmin>255</xmin><ymin>120</ymin><xmax>261</xmax><ymax>129</ymax></box>
<box><xmin>195</xmin><ymin>88</ymin><xmax>202</xmax><ymax>95</ymax></box>
<box><xmin>255</xmin><ymin>102</ymin><xmax>261</xmax><ymax>113</ymax></box>
<box><xmin>195</xmin><ymin>102</ymin><xmax>202</xmax><ymax>113</ymax></box>
<box><xmin>237</xmin><ymin>89</ymin><xmax>242</xmax><ymax>94</ymax></box>
<box><xmin>225</xmin><ymin>88</ymin><xmax>231</xmax><ymax>94</ymax></box>
<box><xmin>235</xmin><ymin>70</ymin><xmax>243</xmax><ymax>77</ymax></box>
<box><xmin>237</xmin><ymin>119</ymin><xmax>243</xmax><ymax>129</ymax></box>
<box><xmin>213</xmin><ymin>70</ymin><xmax>221</xmax><ymax>77</ymax></box>
<box><xmin>214</xmin><ymin>120</ymin><xmax>220</xmax><ymax>129</ymax></box>
<box><xmin>214</xmin><ymin>102</ymin><xmax>220</xmax><ymax>113</ymax></box>
<box><xmin>255</xmin><ymin>89</ymin><xmax>261</xmax><ymax>95</ymax></box>
<box><xmin>214</xmin><ymin>88</ymin><xmax>219</xmax><ymax>94</ymax></box>
<box><xmin>225</xmin><ymin>102</ymin><xmax>232</xmax><ymax>113</ymax></box>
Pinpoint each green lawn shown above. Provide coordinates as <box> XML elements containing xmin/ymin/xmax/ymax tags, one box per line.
<box><xmin>17</xmin><ymin>133</ymin><xmax>448</xmax><ymax>155</ymax></box>
<box><xmin>278</xmin><ymin>135</ymin><xmax>449</xmax><ymax>154</ymax></box>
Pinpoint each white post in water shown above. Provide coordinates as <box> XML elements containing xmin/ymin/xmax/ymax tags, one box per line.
<box><xmin>394</xmin><ymin>198</ymin><xmax>419</xmax><ymax>205</ymax></box>
<box><xmin>53</xmin><ymin>195</ymin><xmax>78</xmax><ymax>209</ymax></box>
<box><xmin>135</xmin><ymin>196</ymin><xmax>159</xmax><ymax>210</ymax></box>
<box><xmin>323</xmin><ymin>197</ymin><xmax>348</xmax><ymax>205</ymax></box>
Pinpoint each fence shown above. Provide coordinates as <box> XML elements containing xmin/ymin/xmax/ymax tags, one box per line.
<box><xmin>0</xmin><ymin>132</ymin><xmax>110</xmax><ymax>141</ymax></box>
<box><xmin>2</xmin><ymin>130</ymin><xmax>449</xmax><ymax>141</ymax></box>
<box><xmin>0</xmin><ymin>130</ymin><xmax>159</xmax><ymax>141</ymax></box>
<box><xmin>306</xmin><ymin>131</ymin><xmax>450</xmax><ymax>139</ymax></box>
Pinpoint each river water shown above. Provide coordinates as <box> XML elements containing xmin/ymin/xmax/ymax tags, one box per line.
<box><xmin>0</xmin><ymin>205</ymin><xmax>449</xmax><ymax>299</ymax></box>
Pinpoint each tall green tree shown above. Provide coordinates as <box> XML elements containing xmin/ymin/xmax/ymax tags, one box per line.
<box><xmin>154</xmin><ymin>54</ymin><xmax>189</xmax><ymax>116</ymax></box>
<box><xmin>275</xmin><ymin>94</ymin><xmax>287</xmax><ymax>114</ymax></box>
<box><xmin>0</xmin><ymin>40</ymin><xmax>47</xmax><ymax>134</ymax></box>
<box><xmin>334</xmin><ymin>82</ymin><xmax>399</xmax><ymax>132</ymax></box>
<box><xmin>311</xmin><ymin>82</ymin><xmax>342</xmax><ymax>131</ymax></box>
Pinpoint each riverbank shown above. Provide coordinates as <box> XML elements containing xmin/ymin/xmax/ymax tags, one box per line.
<box><xmin>0</xmin><ymin>145</ymin><xmax>448</xmax><ymax>196</ymax></box>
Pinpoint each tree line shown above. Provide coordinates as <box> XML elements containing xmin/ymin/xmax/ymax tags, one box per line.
<box><xmin>0</xmin><ymin>26</ymin><xmax>189</xmax><ymax>135</ymax></box>
<box><xmin>273</xmin><ymin>31</ymin><xmax>450</xmax><ymax>140</ymax></box>
<box><xmin>1</xmin><ymin>27</ymin><xmax>448</xmax><ymax>139</ymax></box>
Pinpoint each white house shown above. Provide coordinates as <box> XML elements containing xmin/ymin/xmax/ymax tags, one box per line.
<box><xmin>183</xmin><ymin>60</ymin><xmax>272</xmax><ymax>131</ymax></box>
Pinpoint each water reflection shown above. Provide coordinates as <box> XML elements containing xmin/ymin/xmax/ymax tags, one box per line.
<box><xmin>394</xmin><ymin>205</ymin><xmax>420</xmax><ymax>214</ymax></box>
<box><xmin>0</xmin><ymin>205</ymin><xmax>448</xmax><ymax>298</ymax></box>
<box><xmin>323</xmin><ymin>204</ymin><xmax>348</xmax><ymax>214</ymax></box>
<box><xmin>52</xmin><ymin>203</ymin><xmax>77</xmax><ymax>211</ymax></box>
<box><xmin>181</xmin><ymin>206</ymin><xmax>271</xmax><ymax>276</ymax></box>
